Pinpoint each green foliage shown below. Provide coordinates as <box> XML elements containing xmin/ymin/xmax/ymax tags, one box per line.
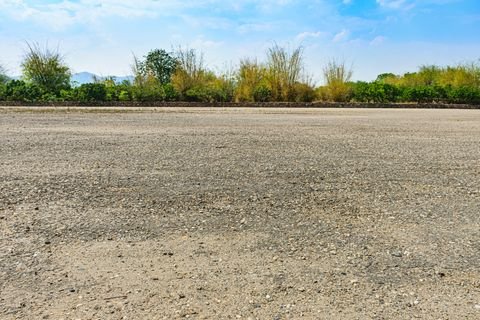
<box><xmin>253</xmin><ymin>83</ymin><xmax>273</xmax><ymax>102</ymax></box>
<box><xmin>266</xmin><ymin>44</ymin><xmax>306</xmax><ymax>101</ymax></box>
<box><xmin>141</xmin><ymin>49</ymin><xmax>178</xmax><ymax>85</ymax></box>
<box><xmin>235</xmin><ymin>45</ymin><xmax>314</xmax><ymax>102</ymax></box>
<box><xmin>74</xmin><ymin>83</ymin><xmax>108</xmax><ymax>102</ymax></box>
<box><xmin>352</xmin><ymin>82</ymin><xmax>400</xmax><ymax>103</ymax></box>
<box><xmin>162</xmin><ymin>83</ymin><xmax>179</xmax><ymax>101</ymax></box>
<box><xmin>446</xmin><ymin>86</ymin><xmax>480</xmax><ymax>104</ymax></box>
<box><xmin>3</xmin><ymin>49</ymin><xmax>480</xmax><ymax>104</ymax></box>
<box><xmin>21</xmin><ymin>43</ymin><xmax>71</xmax><ymax>94</ymax></box>
<box><xmin>3</xmin><ymin>80</ymin><xmax>44</xmax><ymax>102</ymax></box>
<box><xmin>321</xmin><ymin>59</ymin><xmax>353</xmax><ymax>102</ymax></box>
<box><xmin>235</xmin><ymin>59</ymin><xmax>269</xmax><ymax>102</ymax></box>
<box><xmin>376</xmin><ymin>73</ymin><xmax>396</xmax><ymax>83</ymax></box>
<box><xmin>118</xmin><ymin>90</ymin><xmax>131</xmax><ymax>101</ymax></box>
<box><xmin>291</xmin><ymin>83</ymin><xmax>316</xmax><ymax>102</ymax></box>
<box><xmin>0</xmin><ymin>64</ymin><xmax>9</xmax><ymax>84</ymax></box>
<box><xmin>171</xmin><ymin>47</ymin><xmax>208</xmax><ymax>97</ymax></box>
<box><xmin>131</xmin><ymin>83</ymin><xmax>165</xmax><ymax>102</ymax></box>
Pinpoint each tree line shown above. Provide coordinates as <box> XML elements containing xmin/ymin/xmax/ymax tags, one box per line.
<box><xmin>1</xmin><ymin>43</ymin><xmax>479</xmax><ymax>104</ymax></box>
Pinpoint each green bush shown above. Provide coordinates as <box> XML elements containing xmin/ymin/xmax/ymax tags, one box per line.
<box><xmin>3</xmin><ymin>80</ymin><xmax>44</xmax><ymax>102</ymax></box>
<box><xmin>74</xmin><ymin>83</ymin><xmax>107</xmax><ymax>102</ymax></box>
<box><xmin>131</xmin><ymin>84</ymin><xmax>165</xmax><ymax>102</ymax></box>
<box><xmin>163</xmin><ymin>83</ymin><xmax>179</xmax><ymax>101</ymax></box>
<box><xmin>0</xmin><ymin>83</ymin><xmax>5</xmax><ymax>100</ymax></box>
<box><xmin>184</xmin><ymin>86</ymin><xmax>210</xmax><ymax>102</ymax></box>
<box><xmin>21</xmin><ymin>43</ymin><xmax>71</xmax><ymax>94</ymax></box>
<box><xmin>253</xmin><ymin>84</ymin><xmax>272</xmax><ymax>102</ymax></box>
<box><xmin>291</xmin><ymin>83</ymin><xmax>316</xmax><ymax>102</ymax></box>
<box><xmin>447</xmin><ymin>86</ymin><xmax>480</xmax><ymax>104</ymax></box>
<box><xmin>118</xmin><ymin>90</ymin><xmax>131</xmax><ymax>101</ymax></box>
<box><xmin>352</xmin><ymin>82</ymin><xmax>400</xmax><ymax>103</ymax></box>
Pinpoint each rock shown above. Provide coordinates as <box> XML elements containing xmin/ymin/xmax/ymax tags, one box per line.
<box><xmin>391</xmin><ymin>250</ymin><xmax>403</xmax><ymax>257</ymax></box>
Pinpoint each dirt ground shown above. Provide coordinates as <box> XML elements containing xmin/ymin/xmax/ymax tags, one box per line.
<box><xmin>0</xmin><ymin>107</ymin><xmax>479</xmax><ymax>319</ymax></box>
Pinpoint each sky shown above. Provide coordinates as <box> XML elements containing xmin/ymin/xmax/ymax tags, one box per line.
<box><xmin>0</xmin><ymin>0</ymin><xmax>479</xmax><ymax>82</ymax></box>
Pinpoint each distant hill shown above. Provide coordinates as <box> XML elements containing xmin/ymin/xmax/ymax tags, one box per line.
<box><xmin>71</xmin><ymin>72</ymin><xmax>134</xmax><ymax>86</ymax></box>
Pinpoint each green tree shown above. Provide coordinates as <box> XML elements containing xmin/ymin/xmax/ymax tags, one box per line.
<box><xmin>21</xmin><ymin>43</ymin><xmax>71</xmax><ymax>94</ymax></box>
<box><xmin>376</xmin><ymin>73</ymin><xmax>396</xmax><ymax>83</ymax></box>
<box><xmin>141</xmin><ymin>49</ymin><xmax>178</xmax><ymax>85</ymax></box>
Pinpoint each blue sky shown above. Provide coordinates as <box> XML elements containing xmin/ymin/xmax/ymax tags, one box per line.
<box><xmin>0</xmin><ymin>0</ymin><xmax>479</xmax><ymax>82</ymax></box>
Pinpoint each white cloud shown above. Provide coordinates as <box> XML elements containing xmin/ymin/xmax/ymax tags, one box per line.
<box><xmin>370</xmin><ymin>36</ymin><xmax>387</xmax><ymax>46</ymax></box>
<box><xmin>376</xmin><ymin>0</ymin><xmax>415</xmax><ymax>10</ymax></box>
<box><xmin>333</xmin><ymin>29</ymin><xmax>350</xmax><ymax>42</ymax></box>
<box><xmin>296</xmin><ymin>31</ymin><xmax>327</xmax><ymax>41</ymax></box>
<box><xmin>0</xmin><ymin>0</ymin><xmax>297</xmax><ymax>30</ymax></box>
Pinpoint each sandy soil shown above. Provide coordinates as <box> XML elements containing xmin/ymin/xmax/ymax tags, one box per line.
<box><xmin>0</xmin><ymin>107</ymin><xmax>479</xmax><ymax>319</ymax></box>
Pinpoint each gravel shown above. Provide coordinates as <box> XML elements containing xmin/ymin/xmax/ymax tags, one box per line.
<box><xmin>0</xmin><ymin>107</ymin><xmax>479</xmax><ymax>319</ymax></box>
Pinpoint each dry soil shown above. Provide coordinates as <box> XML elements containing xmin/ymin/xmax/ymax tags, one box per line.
<box><xmin>0</xmin><ymin>107</ymin><xmax>479</xmax><ymax>319</ymax></box>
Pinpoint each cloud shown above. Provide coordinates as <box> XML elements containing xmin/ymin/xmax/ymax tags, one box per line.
<box><xmin>333</xmin><ymin>29</ymin><xmax>350</xmax><ymax>42</ymax></box>
<box><xmin>296</xmin><ymin>31</ymin><xmax>327</xmax><ymax>41</ymax></box>
<box><xmin>0</xmin><ymin>0</ymin><xmax>241</xmax><ymax>29</ymax></box>
<box><xmin>0</xmin><ymin>0</ymin><xmax>298</xmax><ymax>30</ymax></box>
<box><xmin>376</xmin><ymin>0</ymin><xmax>415</xmax><ymax>10</ymax></box>
<box><xmin>370</xmin><ymin>36</ymin><xmax>387</xmax><ymax>46</ymax></box>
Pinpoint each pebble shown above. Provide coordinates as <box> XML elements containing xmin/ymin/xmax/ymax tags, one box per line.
<box><xmin>391</xmin><ymin>250</ymin><xmax>403</xmax><ymax>257</ymax></box>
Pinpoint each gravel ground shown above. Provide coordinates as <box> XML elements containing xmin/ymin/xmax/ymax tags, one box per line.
<box><xmin>0</xmin><ymin>107</ymin><xmax>479</xmax><ymax>319</ymax></box>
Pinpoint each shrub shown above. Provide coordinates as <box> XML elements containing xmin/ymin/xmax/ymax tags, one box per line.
<box><xmin>163</xmin><ymin>83</ymin><xmax>179</xmax><ymax>101</ymax></box>
<box><xmin>172</xmin><ymin>47</ymin><xmax>207</xmax><ymax>98</ymax></box>
<box><xmin>351</xmin><ymin>82</ymin><xmax>400</xmax><ymax>103</ymax></box>
<box><xmin>0</xmin><ymin>64</ymin><xmax>9</xmax><ymax>84</ymax></box>
<box><xmin>3</xmin><ymin>80</ymin><xmax>44</xmax><ymax>102</ymax></box>
<box><xmin>322</xmin><ymin>59</ymin><xmax>353</xmax><ymax>102</ymax></box>
<box><xmin>251</xmin><ymin>83</ymin><xmax>271</xmax><ymax>102</ymax></box>
<box><xmin>266</xmin><ymin>44</ymin><xmax>306</xmax><ymax>101</ymax></box>
<box><xmin>292</xmin><ymin>83</ymin><xmax>316</xmax><ymax>102</ymax></box>
<box><xmin>131</xmin><ymin>83</ymin><xmax>165</xmax><ymax>102</ymax></box>
<box><xmin>235</xmin><ymin>59</ymin><xmax>268</xmax><ymax>102</ymax></box>
<box><xmin>118</xmin><ymin>90</ymin><xmax>131</xmax><ymax>101</ymax></box>
<box><xmin>0</xmin><ymin>83</ymin><xmax>6</xmax><ymax>100</ymax></box>
<box><xmin>21</xmin><ymin>42</ymin><xmax>71</xmax><ymax>94</ymax></box>
<box><xmin>447</xmin><ymin>86</ymin><xmax>480</xmax><ymax>104</ymax></box>
<box><xmin>75</xmin><ymin>83</ymin><xmax>107</xmax><ymax>102</ymax></box>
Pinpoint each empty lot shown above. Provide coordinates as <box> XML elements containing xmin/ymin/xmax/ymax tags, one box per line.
<box><xmin>0</xmin><ymin>107</ymin><xmax>479</xmax><ymax>319</ymax></box>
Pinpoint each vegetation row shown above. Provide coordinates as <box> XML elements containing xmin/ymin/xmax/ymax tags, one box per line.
<box><xmin>1</xmin><ymin>43</ymin><xmax>479</xmax><ymax>104</ymax></box>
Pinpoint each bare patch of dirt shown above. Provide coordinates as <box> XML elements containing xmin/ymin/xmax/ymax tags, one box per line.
<box><xmin>1</xmin><ymin>108</ymin><xmax>479</xmax><ymax>319</ymax></box>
